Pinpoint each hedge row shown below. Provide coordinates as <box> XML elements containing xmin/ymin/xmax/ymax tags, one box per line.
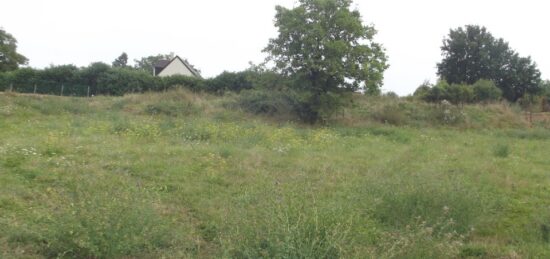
<box><xmin>0</xmin><ymin>63</ymin><xmax>261</xmax><ymax>96</ymax></box>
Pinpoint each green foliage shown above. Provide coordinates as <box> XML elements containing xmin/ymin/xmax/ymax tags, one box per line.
<box><xmin>437</xmin><ymin>25</ymin><xmax>541</xmax><ymax>102</ymax></box>
<box><xmin>0</xmin><ymin>72</ymin><xmax>5</xmax><ymax>91</ymax></box>
<box><xmin>265</xmin><ymin>0</ymin><xmax>388</xmax><ymax>122</ymax></box>
<box><xmin>413</xmin><ymin>81</ymin><xmax>432</xmax><ymax>100</ymax></box>
<box><xmin>493</xmin><ymin>143</ymin><xmax>510</xmax><ymax>158</ymax></box>
<box><xmin>134</xmin><ymin>52</ymin><xmax>175</xmax><ymax>72</ymax></box>
<box><xmin>473</xmin><ymin>79</ymin><xmax>502</xmax><ymax>102</ymax></box>
<box><xmin>419</xmin><ymin>79</ymin><xmax>501</xmax><ymax>105</ymax></box>
<box><xmin>78</xmin><ymin>62</ymin><xmax>111</xmax><ymax>95</ymax></box>
<box><xmin>0</xmin><ymin>63</ymin><xmax>210</xmax><ymax>96</ymax></box>
<box><xmin>0</xmin><ymin>28</ymin><xmax>28</xmax><ymax>72</ymax></box>
<box><xmin>424</xmin><ymin>80</ymin><xmax>449</xmax><ymax>103</ymax></box>
<box><xmin>205</xmin><ymin>71</ymin><xmax>254</xmax><ymax>94</ymax></box>
<box><xmin>161</xmin><ymin>74</ymin><xmax>205</xmax><ymax>92</ymax></box>
<box><xmin>96</xmin><ymin>67</ymin><xmax>159</xmax><ymax>95</ymax></box>
<box><xmin>112</xmin><ymin>52</ymin><xmax>128</xmax><ymax>67</ymax></box>
<box><xmin>445</xmin><ymin>83</ymin><xmax>473</xmax><ymax>104</ymax></box>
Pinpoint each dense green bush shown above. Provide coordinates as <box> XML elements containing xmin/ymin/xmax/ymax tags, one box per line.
<box><xmin>96</xmin><ymin>68</ymin><xmax>158</xmax><ymax>95</ymax></box>
<box><xmin>445</xmin><ymin>83</ymin><xmax>474</xmax><ymax>104</ymax></box>
<box><xmin>161</xmin><ymin>75</ymin><xmax>205</xmax><ymax>92</ymax></box>
<box><xmin>205</xmin><ymin>71</ymin><xmax>254</xmax><ymax>94</ymax></box>
<box><xmin>417</xmin><ymin>79</ymin><xmax>502</xmax><ymax>105</ymax></box>
<box><xmin>473</xmin><ymin>79</ymin><xmax>502</xmax><ymax>102</ymax></box>
<box><xmin>423</xmin><ymin>80</ymin><xmax>449</xmax><ymax>103</ymax></box>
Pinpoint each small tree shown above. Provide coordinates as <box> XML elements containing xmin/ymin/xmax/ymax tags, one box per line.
<box><xmin>265</xmin><ymin>0</ymin><xmax>388</xmax><ymax>122</ymax></box>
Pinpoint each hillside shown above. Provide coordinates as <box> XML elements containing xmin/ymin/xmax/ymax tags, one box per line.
<box><xmin>1</xmin><ymin>90</ymin><xmax>550</xmax><ymax>258</ymax></box>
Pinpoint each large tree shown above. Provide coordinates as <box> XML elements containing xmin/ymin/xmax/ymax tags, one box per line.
<box><xmin>265</xmin><ymin>0</ymin><xmax>388</xmax><ymax>122</ymax></box>
<box><xmin>0</xmin><ymin>28</ymin><xmax>28</xmax><ymax>72</ymax></box>
<box><xmin>437</xmin><ymin>25</ymin><xmax>541</xmax><ymax>101</ymax></box>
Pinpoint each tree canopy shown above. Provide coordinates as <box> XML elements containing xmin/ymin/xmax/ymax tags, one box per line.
<box><xmin>264</xmin><ymin>0</ymin><xmax>388</xmax><ymax>122</ymax></box>
<box><xmin>0</xmin><ymin>28</ymin><xmax>28</xmax><ymax>72</ymax></box>
<box><xmin>437</xmin><ymin>25</ymin><xmax>541</xmax><ymax>102</ymax></box>
<box><xmin>112</xmin><ymin>52</ymin><xmax>128</xmax><ymax>68</ymax></box>
<box><xmin>133</xmin><ymin>53</ymin><xmax>175</xmax><ymax>73</ymax></box>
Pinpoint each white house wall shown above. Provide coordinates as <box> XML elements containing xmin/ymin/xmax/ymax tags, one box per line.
<box><xmin>158</xmin><ymin>59</ymin><xmax>194</xmax><ymax>77</ymax></box>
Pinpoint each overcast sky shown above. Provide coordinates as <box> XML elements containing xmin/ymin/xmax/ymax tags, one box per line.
<box><xmin>1</xmin><ymin>0</ymin><xmax>548</xmax><ymax>95</ymax></box>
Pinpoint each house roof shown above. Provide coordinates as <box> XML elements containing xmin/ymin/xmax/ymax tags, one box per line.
<box><xmin>153</xmin><ymin>60</ymin><xmax>171</xmax><ymax>69</ymax></box>
<box><xmin>154</xmin><ymin>56</ymin><xmax>201</xmax><ymax>78</ymax></box>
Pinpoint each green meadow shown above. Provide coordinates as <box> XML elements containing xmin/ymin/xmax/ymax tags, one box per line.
<box><xmin>1</xmin><ymin>90</ymin><xmax>549</xmax><ymax>258</ymax></box>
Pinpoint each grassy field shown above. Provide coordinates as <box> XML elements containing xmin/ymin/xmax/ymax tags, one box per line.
<box><xmin>1</xmin><ymin>90</ymin><xmax>549</xmax><ymax>258</ymax></box>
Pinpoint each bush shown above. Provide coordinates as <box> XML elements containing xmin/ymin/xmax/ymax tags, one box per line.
<box><xmin>493</xmin><ymin>143</ymin><xmax>510</xmax><ymax>158</ymax></box>
<box><xmin>161</xmin><ymin>75</ymin><xmax>204</xmax><ymax>92</ymax></box>
<box><xmin>445</xmin><ymin>84</ymin><xmax>474</xmax><ymax>105</ymax></box>
<box><xmin>0</xmin><ymin>72</ymin><xmax>6</xmax><ymax>91</ymax></box>
<box><xmin>238</xmin><ymin>89</ymin><xmax>298</xmax><ymax>116</ymax></box>
<box><xmin>424</xmin><ymin>80</ymin><xmax>449</xmax><ymax>103</ymax></box>
<box><xmin>373</xmin><ymin>105</ymin><xmax>408</xmax><ymax>125</ymax></box>
<box><xmin>473</xmin><ymin>79</ymin><xmax>502</xmax><ymax>102</ymax></box>
<box><xmin>413</xmin><ymin>81</ymin><xmax>432</xmax><ymax>100</ymax></box>
<box><xmin>205</xmin><ymin>71</ymin><xmax>253</xmax><ymax>94</ymax></box>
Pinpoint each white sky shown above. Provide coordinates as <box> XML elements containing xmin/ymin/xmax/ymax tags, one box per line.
<box><xmin>1</xmin><ymin>0</ymin><xmax>549</xmax><ymax>95</ymax></box>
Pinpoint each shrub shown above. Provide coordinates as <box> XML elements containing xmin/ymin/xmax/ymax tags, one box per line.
<box><xmin>205</xmin><ymin>71</ymin><xmax>253</xmax><ymax>94</ymax></box>
<box><xmin>161</xmin><ymin>75</ymin><xmax>204</xmax><ymax>92</ymax></box>
<box><xmin>7</xmin><ymin>68</ymin><xmax>38</xmax><ymax>93</ymax></box>
<box><xmin>473</xmin><ymin>79</ymin><xmax>502</xmax><ymax>102</ymax></box>
<box><xmin>0</xmin><ymin>72</ymin><xmax>6</xmax><ymax>91</ymax></box>
<box><xmin>424</xmin><ymin>80</ymin><xmax>450</xmax><ymax>103</ymax></box>
<box><xmin>96</xmin><ymin>68</ymin><xmax>159</xmax><ymax>95</ymax></box>
<box><xmin>383</xmin><ymin>91</ymin><xmax>399</xmax><ymax>98</ymax></box>
<box><xmin>373</xmin><ymin>105</ymin><xmax>408</xmax><ymax>125</ymax></box>
<box><xmin>413</xmin><ymin>81</ymin><xmax>432</xmax><ymax>100</ymax></box>
<box><xmin>445</xmin><ymin>84</ymin><xmax>474</xmax><ymax>105</ymax></box>
<box><xmin>493</xmin><ymin>143</ymin><xmax>510</xmax><ymax>158</ymax></box>
<box><xmin>237</xmin><ymin>89</ymin><xmax>297</xmax><ymax>116</ymax></box>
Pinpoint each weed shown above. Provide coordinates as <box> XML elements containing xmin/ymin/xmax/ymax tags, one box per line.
<box><xmin>493</xmin><ymin>143</ymin><xmax>510</xmax><ymax>158</ymax></box>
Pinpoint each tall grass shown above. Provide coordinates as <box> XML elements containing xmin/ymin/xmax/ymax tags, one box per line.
<box><xmin>1</xmin><ymin>90</ymin><xmax>549</xmax><ymax>258</ymax></box>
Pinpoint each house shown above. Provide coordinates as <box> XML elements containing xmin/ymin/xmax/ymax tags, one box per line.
<box><xmin>153</xmin><ymin>56</ymin><xmax>201</xmax><ymax>78</ymax></box>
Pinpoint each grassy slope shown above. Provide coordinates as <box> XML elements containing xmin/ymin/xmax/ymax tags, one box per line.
<box><xmin>0</xmin><ymin>90</ymin><xmax>549</xmax><ymax>258</ymax></box>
